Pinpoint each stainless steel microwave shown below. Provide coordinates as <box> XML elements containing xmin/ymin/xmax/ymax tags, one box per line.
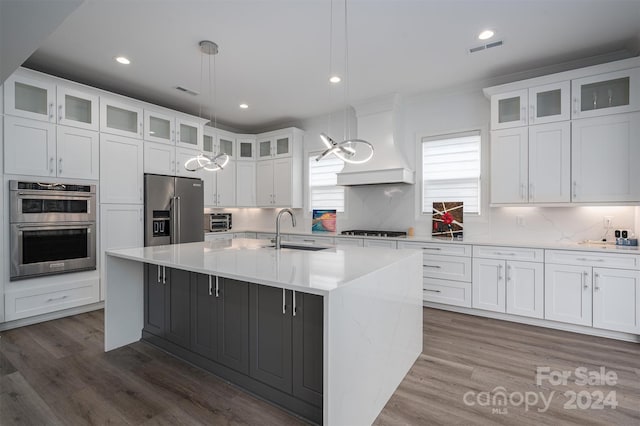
<box><xmin>205</xmin><ymin>213</ymin><xmax>232</xmax><ymax>232</ymax></box>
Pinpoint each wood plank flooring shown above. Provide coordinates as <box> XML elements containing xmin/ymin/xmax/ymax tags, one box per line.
<box><xmin>1</xmin><ymin>308</ymin><xmax>638</xmax><ymax>425</ymax></box>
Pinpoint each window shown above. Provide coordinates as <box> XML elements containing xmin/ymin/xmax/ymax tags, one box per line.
<box><xmin>308</xmin><ymin>154</ymin><xmax>345</xmax><ymax>212</ymax></box>
<box><xmin>422</xmin><ymin>131</ymin><xmax>481</xmax><ymax>214</ymax></box>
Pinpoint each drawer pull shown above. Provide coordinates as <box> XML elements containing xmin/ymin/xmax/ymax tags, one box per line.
<box><xmin>576</xmin><ymin>257</ymin><xmax>604</xmax><ymax>262</ymax></box>
<box><xmin>47</xmin><ymin>295</ymin><xmax>68</xmax><ymax>303</ymax></box>
<box><xmin>423</xmin><ymin>264</ymin><xmax>441</xmax><ymax>268</ymax></box>
<box><xmin>422</xmin><ymin>247</ymin><xmax>441</xmax><ymax>251</ymax></box>
<box><xmin>303</xmin><ymin>239</ymin><xmax>315</xmax><ymax>243</ymax></box>
<box><xmin>493</xmin><ymin>252</ymin><xmax>516</xmax><ymax>256</ymax></box>
<box><xmin>424</xmin><ymin>289</ymin><xmax>441</xmax><ymax>293</ymax></box>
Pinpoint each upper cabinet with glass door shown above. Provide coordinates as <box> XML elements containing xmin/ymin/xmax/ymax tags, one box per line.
<box><xmin>571</xmin><ymin>68</ymin><xmax>640</xmax><ymax>119</ymax></box>
<box><xmin>4</xmin><ymin>73</ymin><xmax>56</xmax><ymax>123</ymax></box>
<box><xmin>100</xmin><ymin>97</ymin><xmax>144</xmax><ymax>139</ymax></box>
<box><xmin>144</xmin><ymin>109</ymin><xmax>175</xmax><ymax>144</ymax></box>
<box><xmin>490</xmin><ymin>89</ymin><xmax>528</xmax><ymax>130</ymax></box>
<box><xmin>256</xmin><ymin>131</ymin><xmax>293</xmax><ymax>159</ymax></box>
<box><xmin>57</xmin><ymin>85</ymin><xmax>99</xmax><ymax>131</ymax></box>
<box><xmin>216</xmin><ymin>130</ymin><xmax>235</xmax><ymax>160</ymax></box>
<box><xmin>236</xmin><ymin>135</ymin><xmax>256</xmax><ymax>161</ymax></box>
<box><xmin>176</xmin><ymin>115</ymin><xmax>203</xmax><ymax>151</ymax></box>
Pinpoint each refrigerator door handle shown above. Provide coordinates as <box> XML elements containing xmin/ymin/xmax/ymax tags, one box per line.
<box><xmin>175</xmin><ymin>196</ymin><xmax>181</xmax><ymax>243</ymax></box>
<box><xmin>170</xmin><ymin>196</ymin><xmax>176</xmax><ymax>244</ymax></box>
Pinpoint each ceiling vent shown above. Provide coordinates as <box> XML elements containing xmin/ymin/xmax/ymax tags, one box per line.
<box><xmin>175</xmin><ymin>86</ymin><xmax>199</xmax><ymax>96</ymax></box>
<box><xmin>468</xmin><ymin>40</ymin><xmax>503</xmax><ymax>54</ymax></box>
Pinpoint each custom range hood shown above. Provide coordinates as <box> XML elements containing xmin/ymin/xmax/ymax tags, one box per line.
<box><xmin>336</xmin><ymin>94</ymin><xmax>415</xmax><ymax>186</ymax></box>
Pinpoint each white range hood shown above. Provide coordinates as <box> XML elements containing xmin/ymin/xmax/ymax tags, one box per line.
<box><xmin>336</xmin><ymin>95</ymin><xmax>414</xmax><ymax>186</ymax></box>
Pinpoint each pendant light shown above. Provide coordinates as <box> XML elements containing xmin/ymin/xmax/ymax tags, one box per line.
<box><xmin>316</xmin><ymin>0</ymin><xmax>373</xmax><ymax>165</ymax></box>
<box><xmin>185</xmin><ymin>40</ymin><xmax>229</xmax><ymax>172</ymax></box>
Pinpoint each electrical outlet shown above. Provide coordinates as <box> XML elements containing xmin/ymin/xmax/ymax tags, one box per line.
<box><xmin>516</xmin><ymin>216</ymin><xmax>525</xmax><ymax>227</ymax></box>
<box><xmin>603</xmin><ymin>216</ymin><xmax>614</xmax><ymax>228</ymax></box>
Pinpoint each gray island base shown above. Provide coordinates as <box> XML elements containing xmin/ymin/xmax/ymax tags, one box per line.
<box><xmin>105</xmin><ymin>239</ymin><xmax>423</xmax><ymax>425</ymax></box>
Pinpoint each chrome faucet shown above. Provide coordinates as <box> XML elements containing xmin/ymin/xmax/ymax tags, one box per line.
<box><xmin>275</xmin><ymin>208</ymin><xmax>296</xmax><ymax>249</ymax></box>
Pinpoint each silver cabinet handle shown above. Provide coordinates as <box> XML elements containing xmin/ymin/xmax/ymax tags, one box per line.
<box><xmin>162</xmin><ymin>266</ymin><xmax>166</xmax><ymax>284</ymax></box>
<box><xmin>58</xmin><ymin>158</ymin><xmax>63</xmax><ymax>174</ymax></box>
<box><xmin>507</xmin><ymin>265</ymin><xmax>512</xmax><ymax>281</ymax></box>
<box><xmin>49</xmin><ymin>157</ymin><xmax>54</xmax><ymax>174</ymax></box>
<box><xmin>423</xmin><ymin>265</ymin><xmax>441</xmax><ymax>268</ymax></box>
<box><xmin>293</xmin><ymin>290</ymin><xmax>297</xmax><ymax>317</ymax></box>
<box><xmin>422</xmin><ymin>247</ymin><xmax>441</xmax><ymax>251</ymax></box>
<box><xmin>573</xmin><ymin>97</ymin><xmax>578</xmax><ymax>115</ymax></box>
<box><xmin>49</xmin><ymin>103</ymin><xmax>54</xmax><ymax>120</ymax></box>
<box><xmin>208</xmin><ymin>275</ymin><xmax>213</xmax><ymax>296</ymax></box>
<box><xmin>215</xmin><ymin>276</ymin><xmax>219</xmax><ymax>297</ymax></box>
<box><xmin>171</xmin><ymin>129</ymin><xmax>175</xmax><ymax>142</ymax></box>
<box><xmin>47</xmin><ymin>295</ymin><xmax>68</xmax><ymax>302</ymax></box>
<box><xmin>139</xmin><ymin>121</ymin><xmax>143</xmax><ymax>136</ymax></box>
<box><xmin>424</xmin><ymin>289</ymin><xmax>441</xmax><ymax>293</ymax></box>
<box><xmin>594</xmin><ymin>272</ymin><xmax>600</xmax><ymax>291</ymax></box>
<box><xmin>157</xmin><ymin>265</ymin><xmax>161</xmax><ymax>283</ymax></box>
<box><xmin>58</xmin><ymin>104</ymin><xmax>63</xmax><ymax>121</ymax></box>
<box><xmin>583</xmin><ymin>271</ymin><xmax>589</xmax><ymax>289</ymax></box>
<box><xmin>493</xmin><ymin>252</ymin><xmax>515</xmax><ymax>256</ymax></box>
<box><xmin>498</xmin><ymin>263</ymin><xmax>503</xmax><ymax>281</ymax></box>
<box><xmin>303</xmin><ymin>239</ymin><xmax>315</xmax><ymax>243</ymax></box>
<box><xmin>282</xmin><ymin>288</ymin><xmax>286</xmax><ymax>314</ymax></box>
<box><xmin>572</xmin><ymin>181</ymin><xmax>577</xmax><ymax>199</ymax></box>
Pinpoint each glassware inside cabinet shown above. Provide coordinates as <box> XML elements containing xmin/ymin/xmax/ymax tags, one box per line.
<box><xmin>580</xmin><ymin>77</ymin><xmax>630</xmax><ymax>112</ymax></box>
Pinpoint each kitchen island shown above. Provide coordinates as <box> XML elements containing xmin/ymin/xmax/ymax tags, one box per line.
<box><xmin>104</xmin><ymin>238</ymin><xmax>423</xmax><ymax>425</ymax></box>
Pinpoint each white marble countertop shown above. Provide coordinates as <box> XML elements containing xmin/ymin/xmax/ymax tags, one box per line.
<box><xmin>106</xmin><ymin>238</ymin><xmax>421</xmax><ymax>296</ymax></box>
<box><xmin>207</xmin><ymin>229</ymin><xmax>640</xmax><ymax>254</ymax></box>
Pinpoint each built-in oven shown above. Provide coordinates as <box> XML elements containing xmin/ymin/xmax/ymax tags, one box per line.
<box><xmin>9</xmin><ymin>180</ymin><xmax>97</xmax><ymax>281</ymax></box>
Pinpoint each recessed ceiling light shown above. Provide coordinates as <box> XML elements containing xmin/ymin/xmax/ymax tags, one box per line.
<box><xmin>478</xmin><ymin>30</ymin><xmax>494</xmax><ymax>41</ymax></box>
<box><xmin>239</xmin><ymin>103</ymin><xmax>249</xmax><ymax>109</ymax></box>
<box><xmin>329</xmin><ymin>76</ymin><xmax>341</xmax><ymax>84</ymax></box>
<box><xmin>115</xmin><ymin>56</ymin><xmax>131</xmax><ymax>65</ymax></box>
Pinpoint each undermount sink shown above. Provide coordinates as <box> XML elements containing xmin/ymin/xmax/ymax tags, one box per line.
<box><xmin>265</xmin><ymin>244</ymin><xmax>329</xmax><ymax>251</ymax></box>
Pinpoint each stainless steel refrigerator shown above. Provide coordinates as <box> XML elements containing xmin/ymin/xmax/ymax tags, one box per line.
<box><xmin>144</xmin><ymin>174</ymin><xmax>204</xmax><ymax>247</ymax></box>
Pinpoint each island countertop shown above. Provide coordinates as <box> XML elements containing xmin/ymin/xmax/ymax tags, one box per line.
<box><xmin>106</xmin><ymin>238</ymin><xmax>421</xmax><ymax>296</ymax></box>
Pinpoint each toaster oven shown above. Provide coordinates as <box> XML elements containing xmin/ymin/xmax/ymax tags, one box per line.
<box><xmin>206</xmin><ymin>213</ymin><xmax>232</xmax><ymax>232</ymax></box>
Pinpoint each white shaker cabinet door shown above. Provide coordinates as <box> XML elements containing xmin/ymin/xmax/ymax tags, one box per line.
<box><xmin>273</xmin><ymin>157</ymin><xmax>292</xmax><ymax>206</ymax></box>
<box><xmin>592</xmin><ymin>267</ymin><xmax>640</xmax><ymax>334</ymax></box>
<box><xmin>56</xmin><ymin>126</ymin><xmax>99</xmax><ymax>180</ymax></box>
<box><xmin>216</xmin><ymin>160</ymin><xmax>236</xmax><ymax>207</ymax></box>
<box><xmin>100</xmin><ymin>134</ymin><xmax>144</xmax><ymax>204</ymax></box>
<box><xmin>144</xmin><ymin>141</ymin><xmax>176</xmax><ymax>175</ymax></box>
<box><xmin>256</xmin><ymin>160</ymin><xmax>274</xmax><ymax>206</ymax></box>
<box><xmin>528</xmin><ymin>121</ymin><xmax>570</xmax><ymax>203</ymax></box>
<box><xmin>236</xmin><ymin>161</ymin><xmax>256</xmax><ymax>206</ymax></box>
<box><xmin>571</xmin><ymin>112</ymin><xmax>640</xmax><ymax>202</ymax></box>
<box><xmin>505</xmin><ymin>261</ymin><xmax>544</xmax><ymax>319</ymax></box>
<box><xmin>544</xmin><ymin>264</ymin><xmax>592</xmax><ymax>326</ymax></box>
<box><xmin>490</xmin><ymin>127</ymin><xmax>528</xmax><ymax>204</ymax></box>
<box><xmin>4</xmin><ymin>115</ymin><xmax>56</xmax><ymax>177</ymax></box>
<box><xmin>4</xmin><ymin>73</ymin><xmax>56</xmax><ymax>122</ymax></box>
<box><xmin>472</xmin><ymin>258</ymin><xmax>506</xmax><ymax>313</ymax></box>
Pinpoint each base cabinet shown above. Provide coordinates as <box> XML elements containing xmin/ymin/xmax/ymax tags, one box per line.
<box><xmin>544</xmin><ymin>264</ymin><xmax>593</xmax><ymax>326</ymax></box>
<box><xmin>592</xmin><ymin>268</ymin><xmax>640</xmax><ymax>334</ymax></box>
<box><xmin>142</xmin><ymin>270</ymin><xmax>323</xmax><ymax>423</ymax></box>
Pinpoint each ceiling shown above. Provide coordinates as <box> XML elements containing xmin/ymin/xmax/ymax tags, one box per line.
<box><xmin>23</xmin><ymin>0</ymin><xmax>640</xmax><ymax>132</ymax></box>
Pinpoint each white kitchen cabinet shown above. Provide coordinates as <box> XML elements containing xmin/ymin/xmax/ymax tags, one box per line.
<box><xmin>422</xmin><ymin>254</ymin><xmax>472</xmax><ymax>282</ymax></box>
<box><xmin>363</xmin><ymin>239</ymin><xmax>398</xmax><ymax>249</ymax></box>
<box><xmin>490</xmin><ymin>127</ymin><xmax>528</xmax><ymax>204</ymax></box>
<box><xmin>472</xmin><ymin>258</ymin><xmax>506</xmax><ymax>313</ymax></box>
<box><xmin>175</xmin><ymin>147</ymin><xmax>204</xmax><ymax>178</ymax></box>
<box><xmin>144</xmin><ymin>141</ymin><xmax>176</xmax><ymax>175</ymax></box>
<box><xmin>4</xmin><ymin>73</ymin><xmax>56</xmax><ymax>122</ymax></box>
<box><xmin>527</xmin><ymin>81</ymin><xmax>570</xmax><ymax>125</ymax></box>
<box><xmin>490</xmin><ymin>89</ymin><xmax>528</xmax><ymax>130</ymax></box>
<box><xmin>99</xmin><ymin>203</ymin><xmax>144</xmax><ymax>301</ymax></box>
<box><xmin>56</xmin><ymin>126</ymin><xmax>99</xmax><ymax>180</ymax></box>
<box><xmin>100</xmin><ymin>133</ymin><xmax>144</xmax><ymax>204</ymax></box>
<box><xmin>528</xmin><ymin>121</ymin><xmax>571</xmax><ymax>203</ymax></box>
<box><xmin>176</xmin><ymin>116</ymin><xmax>202</xmax><ymax>151</ymax></box>
<box><xmin>505</xmin><ymin>261</ymin><xmax>544</xmax><ymax>319</ymax></box>
<box><xmin>144</xmin><ymin>109</ymin><xmax>175</xmax><ymax>144</ymax></box>
<box><xmin>571</xmin><ymin>67</ymin><xmax>640</xmax><ymax>119</ymax></box>
<box><xmin>256</xmin><ymin>157</ymin><xmax>302</xmax><ymax>208</ymax></box>
<box><xmin>237</xmin><ymin>135</ymin><xmax>256</xmax><ymax>160</ymax></box>
<box><xmin>571</xmin><ymin>112</ymin><xmax>640</xmax><ymax>202</ymax></box>
<box><xmin>216</xmin><ymin>130</ymin><xmax>235</xmax><ymax>159</ymax></box>
<box><xmin>205</xmin><ymin>232</ymin><xmax>233</xmax><ymax>241</ymax></box>
<box><xmin>592</xmin><ymin>267</ymin><xmax>640</xmax><ymax>334</ymax></box>
<box><xmin>287</xmin><ymin>235</ymin><xmax>334</xmax><ymax>245</ymax></box>
<box><xmin>256</xmin><ymin>129</ymin><xmax>300</xmax><ymax>159</ymax></box>
<box><xmin>4</xmin><ymin>116</ymin><xmax>56</xmax><ymax>176</ymax></box>
<box><xmin>334</xmin><ymin>238</ymin><xmax>364</xmax><ymax>248</ymax></box>
<box><xmin>204</xmin><ymin>161</ymin><xmax>236</xmax><ymax>207</ymax></box>
<box><xmin>236</xmin><ymin>161</ymin><xmax>256</xmax><ymax>207</ymax></box>
<box><xmin>100</xmin><ymin>97</ymin><xmax>144</xmax><ymax>139</ymax></box>
<box><xmin>544</xmin><ymin>264</ymin><xmax>593</xmax><ymax>326</ymax></box>
<box><xmin>56</xmin><ymin>85</ymin><xmax>99</xmax><ymax>131</ymax></box>
<box><xmin>4</xmin><ymin>116</ymin><xmax>98</xmax><ymax>179</ymax></box>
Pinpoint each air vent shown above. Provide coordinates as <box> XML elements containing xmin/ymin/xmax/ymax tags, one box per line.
<box><xmin>468</xmin><ymin>39</ymin><xmax>504</xmax><ymax>54</ymax></box>
<box><xmin>175</xmin><ymin>86</ymin><xmax>199</xmax><ymax>96</ymax></box>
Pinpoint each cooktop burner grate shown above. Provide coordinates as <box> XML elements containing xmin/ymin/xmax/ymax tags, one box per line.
<box><xmin>341</xmin><ymin>230</ymin><xmax>407</xmax><ymax>238</ymax></box>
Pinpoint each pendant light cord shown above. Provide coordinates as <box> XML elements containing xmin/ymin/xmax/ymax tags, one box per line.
<box><xmin>327</xmin><ymin>0</ymin><xmax>334</xmax><ymax>136</ymax></box>
<box><xmin>343</xmin><ymin>0</ymin><xmax>350</xmax><ymax>142</ymax></box>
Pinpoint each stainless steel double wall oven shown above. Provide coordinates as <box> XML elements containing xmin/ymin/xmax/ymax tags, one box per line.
<box><xmin>10</xmin><ymin>181</ymin><xmax>97</xmax><ymax>280</ymax></box>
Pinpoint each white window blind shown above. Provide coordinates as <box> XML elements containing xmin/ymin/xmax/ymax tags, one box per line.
<box><xmin>422</xmin><ymin>131</ymin><xmax>481</xmax><ymax>214</ymax></box>
<box><xmin>309</xmin><ymin>154</ymin><xmax>345</xmax><ymax>212</ymax></box>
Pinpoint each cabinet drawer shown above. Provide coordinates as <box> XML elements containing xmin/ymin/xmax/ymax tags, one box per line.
<box><xmin>287</xmin><ymin>235</ymin><xmax>334</xmax><ymax>245</ymax></box>
<box><xmin>546</xmin><ymin>250</ymin><xmax>640</xmax><ymax>269</ymax></box>
<box><xmin>334</xmin><ymin>237</ymin><xmax>364</xmax><ymax>247</ymax></box>
<box><xmin>422</xmin><ymin>254</ymin><xmax>471</xmax><ymax>282</ymax></box>
<box><xmin>423</xmin><ymin>278</ymin><xmax>471</xmax><ymax>308</ymax></box>
<box><xmin>398</xmin><ymin>241</ymin><xmax>471</xmax><ymax>256</ymax></box>
<box><xmin>5</xmin><ymin>279</ymin><xmax>99</xmax><ymax>321</ymax></box>
<box><xmin>205</xmin><ymin>233</ymin><xmax>233</xmax><ymax>241</ymax></box>
<box><xmin>473</xmin><ymin>245</ymin><xmax>544</xmax><ymax>262</ymax></box>
<box><xmin>363</xmin><ymin>239</ymin><xmax>397</xmax><ymax>249</ymax></box>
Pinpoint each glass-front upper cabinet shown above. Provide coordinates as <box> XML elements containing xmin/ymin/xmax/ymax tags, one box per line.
<box><xmin>4</xmin><ymin>73</ymin><xmax>56</xmax><ymax>122</ymax></box>
<box><xmin>572</xmin><ymin>68</ymin><xmax>640</xmax><ymax>119</ymax></box>
<box><xmin>176</xmin><ymin>117</ymin><xmax>203</xmax><ymax>151</ymax></box>
<box><xmin>57</xmin><ymin>85</ymin><xmax>99</xmax><ymax>131</ymax></box>
<box><xmin>237</xmin><ymin>136</ymin><xmax>256</xmax><ymax>160</ymax></box>
<box><xmin>490</xmin><ymin>89</ymin><xmax>528</xmax><ymax>130</ymax></box>
<box><xmin>100</xmin><ymin>97</ymin><xmax>144</xmax><ymax>139</ymax></box>
<box><xmin>528</xmin><ymin>81</ymin><xmax>570</xmax><ymax>125</ymax></box>
<box><xmin>257</xmin><ymin>138</ymin><xmax>272</xmax><ymax>159</ymax></box>
<box><xmin>216</xmin><ymin>132</ymin><xmax>235</xmax><ymax>159</ymax></box>
<box><xmin>256</xmin><ymin>133</ymin><xmax>292</xmax><ymax>159</ymax></box>
<box><xmin>203</xmin><ymin>129</ymin><xmax>215</xmax><ymax>155</ymax></box>
<box><xmin>144</xmin><ymin>109</ymin><xmax>175</xmax><ymax>144</ymax></box>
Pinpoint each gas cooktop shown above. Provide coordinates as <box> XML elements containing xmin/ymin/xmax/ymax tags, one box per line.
<box><xmin>341</xmin><ymin>230</ymin><xmax>407</xmax><ymax>238</ymax></box>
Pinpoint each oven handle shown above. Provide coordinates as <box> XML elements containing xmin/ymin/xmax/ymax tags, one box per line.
<box><xmin>16</xmin><ymin>192</ymin><xmax>95</xmax><ymax>199</ymax></box>
<box><xmin>13</xmin><ymin>222</ymin><xmax>95</xmax><ymax>230</ymax></box>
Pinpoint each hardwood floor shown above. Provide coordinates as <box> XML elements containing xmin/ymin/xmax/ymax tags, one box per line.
<box><xmin>1</xmin><ymin>308</ymin><xmax>638</xmax><ymax>425</ymax></box>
